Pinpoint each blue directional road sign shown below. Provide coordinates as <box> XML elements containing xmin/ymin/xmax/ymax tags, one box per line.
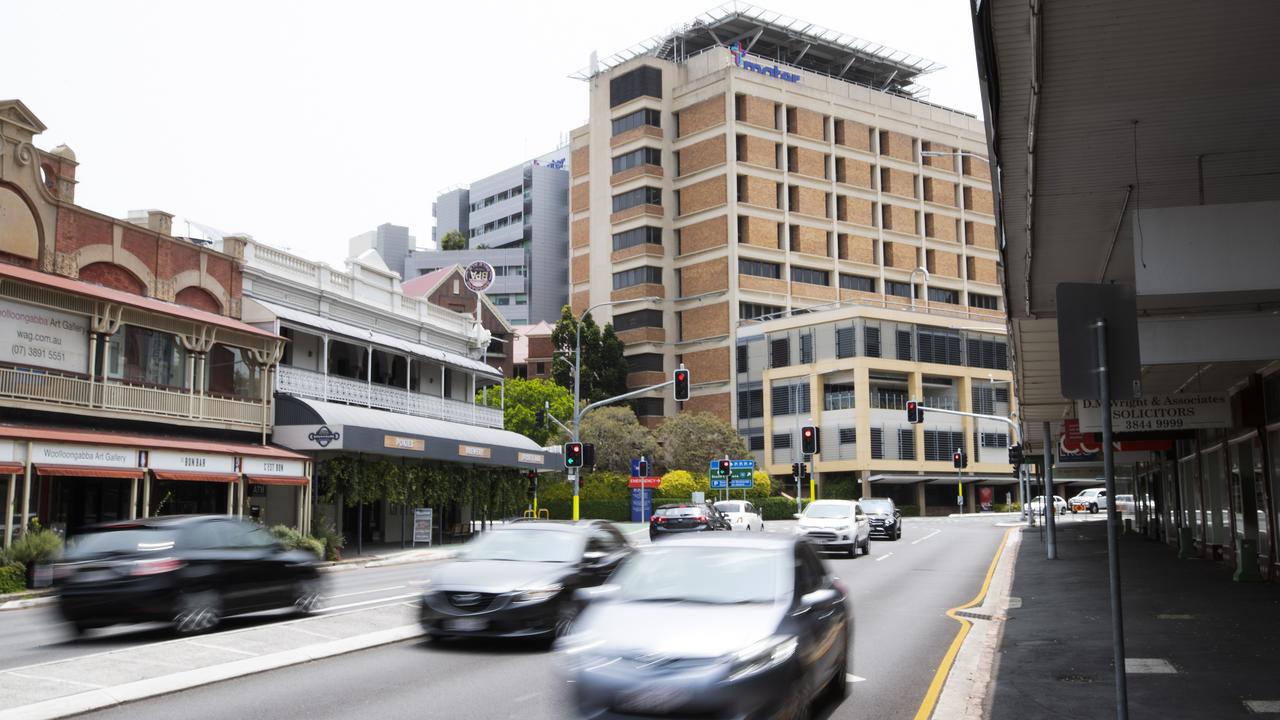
<box><xmin>708</xmin><ymin>459</ymin><xmax>755</xmax><ymax>489</ymax></box>
<box><xmin>710</xmin><ymin>477</ymin><xmax>728</xmax><ymax>489</ymax></box>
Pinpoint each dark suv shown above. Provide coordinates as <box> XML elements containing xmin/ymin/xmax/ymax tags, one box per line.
<box><xmin>649</xmin><ymin>503</ymin><xmax>731</xmax><ymax>541</ymax></box>
<box><xmin>859</xmin><ymin>497</ymin><xmax>902</xmax><ymax>540</ymax></box>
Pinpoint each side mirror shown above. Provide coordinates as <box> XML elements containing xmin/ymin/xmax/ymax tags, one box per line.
<box><xmin>574</xmin><ymin>584</ymin><xmax>619</xmax><ymax>604</ymax></box>
<box><xmin>792</xmin><ymin>513</ymin><xmax>803</xmax><ymax>520</ymax></box>
<box><xmin>798</xmin><ymin>587</ymin><xmax>838</xmax><ymax>611</ymax></box>
<box><xmin>582</xmin><ymin>550</ymin><xmax>609</xmax><ymax>567</ymax></box>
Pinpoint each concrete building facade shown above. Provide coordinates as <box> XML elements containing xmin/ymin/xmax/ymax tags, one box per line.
<box><xmin>348</xmin><ymin>223</ymin><xmax>415</xmax><ymax>280</ymax></box>
<box><xmin>408</xmin><ymin>150</ymin><xmax>570</xmax><ymax>325</ymax></box>
<box><xmin>568</xmin><ymin>7</ymin><xmax>1002</xmax><ymax>429</ymax></box>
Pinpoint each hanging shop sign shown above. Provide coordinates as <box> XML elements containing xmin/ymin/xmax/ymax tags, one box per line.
<box><xmin>1077</xmin><ymin>393</ymin><xmax>1229</xmax><ymax>433</ymax></box>
<box><xmin>242</xmin><ymin>457</ymin><xmax>306</xmax><ymax>477</ymax></box>
<box><xmin>463</xmin><ymin>261</ymin><xmax>495</xmax><ymax>293</ymax></box>
<box><xmin>384</xmin><ymin>435</ymin><xmax>426</xmax><ymax>452</ymax></box>
<box><xmin>0</xmin><ymin>298</ymin><xmax>89</xmax><ymax>374</ymax></box>
<box><xmin>458</xmin><ymin>444</ymin><xmax>492</xmax><ymax>459</ymax></box>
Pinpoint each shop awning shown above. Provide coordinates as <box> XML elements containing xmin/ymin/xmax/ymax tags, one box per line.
<box><xmin>254</xmin><ymin>299</ymin><xmax>501</xmax><ymax>379</ymax></box>
<box><xmin>869</xmin><ymin>473</ymin><xmax>1022</xmax><ymax>486</ymax></box>
<box><xmin>246</xmin><ymin>475</ymin><xmax>309</xmax><ymax>486</ymax></box>
<box><xmin>0</xmin><ymin>424</ymin><xmax>308</xmax><ymax>460</ymax></box>
<box><xmin>36</xmin><ymin>465</ymin><xmax>145</xmax><ymax>479</ymax></box>
<box><xmin>0</xmin><ymin>462</ymin><xmax>23</xmax><ymax>474</ymax></box>
<box><xmin>272</xmin><ymin>396</ymin><xmax>548</xmax><ymax>470</ymax></box>
<box><xmin>151</xmin><ymin>470</ymin><xmax>239</xmax><ymax>483</ymax></box>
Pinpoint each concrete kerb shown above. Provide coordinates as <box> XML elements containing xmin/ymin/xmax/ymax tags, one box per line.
<box><xmin>317</xmin><ymin>548</ymin><xmax>455</xmax><ymax>573</ymax></box>
<box><xmin>931</xmin><ymin>527</ymin><xmax>1022</xmax><ymax>720</ymax></box>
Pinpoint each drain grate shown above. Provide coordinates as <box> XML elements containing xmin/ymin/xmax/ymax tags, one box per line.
<box><xmin>1057</xmin><ymin>674</ymin><xmax>1095</xmax><ymax>683</ymax></box>
<box><xmin>1156</xmin><ymin>614</ymin><xmax>1195</xmax><ymax>620</ymax></box>
<box><xmin>955</xmin><ymin>610</ymin><xmax>994</xmax><ymax>621</ymax></box>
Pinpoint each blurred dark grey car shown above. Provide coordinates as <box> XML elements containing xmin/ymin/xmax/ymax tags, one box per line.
<box><xmin>419</xmin><ymin>520</ymin><xmax>630</xmax><ymax>642</ymax></box>
<box><xmin>859</xmin><ymin>497</ymin><xmax>902</xmax><ymax>540</ymax></box>
<box><xmin>54</xmin><ymin>515</ymin><xmax>324</xmax><ymax>636</ymax></box>
<box><xmin>557</xmin><ymin>534</ymin><xmax>851</xmax><ymax>720</ymax></box>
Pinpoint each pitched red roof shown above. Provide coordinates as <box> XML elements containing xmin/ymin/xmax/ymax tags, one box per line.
<box><xmin>0</xmin><ymin>261</ymin><xmax>279</xmax><ymax>340</ymax></box>
<box><xmin>0</xmin><ymin>424</ymin><xmax>307</xmax><ymax>460</ymax></box>
<box><xmin>401</xmin><ymin>265</ymin><xmax>459</xmax><ymax>297</ymax></box>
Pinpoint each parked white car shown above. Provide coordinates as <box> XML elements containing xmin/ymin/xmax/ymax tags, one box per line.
<box><xmin>713</xmin><ymin>500</ymin><xmax>764</xmax><ymax>532</ymax></box>
<box><xmin>793</xmin><ymin>499</ymin><xmax>871</xmax><ymax>557</ymax></box>
<box><xmin>1029</xmin><ymin>495</ymin><xmax>1068</xmax><ymax>516</ymax></box>
<box><xmin>1068</xmin><ymin>488</ymin><xmax>1108</xmax><ymax>514</ymax></box>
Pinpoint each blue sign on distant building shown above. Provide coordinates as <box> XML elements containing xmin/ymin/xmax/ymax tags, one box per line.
<box><xmin>731</xmin><ymin>40</ymin><xmax>801</xmax><ymax>84</ymax></box>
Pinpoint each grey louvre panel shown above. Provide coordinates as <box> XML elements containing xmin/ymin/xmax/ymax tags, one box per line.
<box><xmin>800</xmin><ymin>333</ymin><xmax>813</xmax><ymax>363</ymax></box>
<box><xmin>982</xmin><ymin>432</ymin><xmax>1010</xmax><ymax>448</ymax></box>
<box><xmin>736</xmin><ymin>344</ymin><xmax>748</xmax><ymax>374</ymax></box>
<box><xmin>748</xmin><ymin>434</ymin><xmax>765</xmax><ymax>451</ymax></box>
<box><xmin>771</xmin><ymin>385</ymin><xmax>791</xmax><ymax>416</ymax></box>
<box><xmin>897</xmin><ymin>428</ymin><xmax>916</xmax><ymax>460</ymax></box>
<box><xmin>738</xmin><ymin>388</ymin><xmax>763</xmax><ymax>419</ymax></box>
<box><xmin>836</xmin><ymin>327</ymin><xmax>855</xmax><ymax>359</ymax></box>
<box><xmin>972</xmin><ymin>386</ymin><xmax>995</xmax><ymax>415</ymax></box>
<box><xmin>838</xmin><ymin>428</ymin><xmax>856</xmax><ymax>444</ymax></box>
<box><xmin>864</xmin><ymin>326</ymin><xmax>881</xmax><ymax>357</ymax></box>
<box><xmin>918</xmin><ymin>330</ymin><xmax>935</xmax><ymax>363</ymax></box>
<box><xmin>870</xmin><ymin>428</ymin><xmax>884</xmax><ymax>459</ymax></box>
<box><xmin>946</xmin><ymin>335</ymin><xmax>962</xmax><ymax>365</ymax></box>
<box><xmin>796</xmin><ymin>382</ymin><xmax>811</xmax><ymax>414</ymax></box>
<box><xmin>771</xmin><ymin>338</ymin><xmax>790</xmax><ymax>368</ymax></box>
<box><xmin>995</xmin><ymin>387</ymin><xmax>1010</xmax><ymax>403</ymax></box>
<box><xmin>896</xmin><ymin>330</ymin><xmax>913</xmax><ymax>361</ymax></box>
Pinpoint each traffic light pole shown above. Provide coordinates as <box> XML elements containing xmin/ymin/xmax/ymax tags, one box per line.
<box><xmin>913</xmin><ymin>403</ymin><xmax>1027</xmax><ymax>519</ymax></box>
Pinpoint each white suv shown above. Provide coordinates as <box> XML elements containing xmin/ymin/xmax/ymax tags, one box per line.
<box><xmin>794</xmin><ymin>500</ymin><xmax>871</xmax><ymax>558</ymax></box>
<box><xmin>1068</xmin><ymin>488</ymin><xmax>1107</xmax><ymax>514</ymax></box>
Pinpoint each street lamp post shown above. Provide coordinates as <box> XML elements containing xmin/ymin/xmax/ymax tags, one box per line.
<box><xmin>570</xmin><ymin>296</ymin><xmax>660</xmax><ymax>520</ymax></box>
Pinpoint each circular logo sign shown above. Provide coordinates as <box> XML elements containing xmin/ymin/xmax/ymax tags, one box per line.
<box><xmin>463</xmin><ymin>261</ymin><xmax>495</xmax><ymax>293</ymax></box>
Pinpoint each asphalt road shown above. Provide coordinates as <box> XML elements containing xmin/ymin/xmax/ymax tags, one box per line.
<box><xmin>79</xmin><ymin>516</ymin><xmax>1013</xmax><ymax>720</ymax></box>
<box><xmin>0</xmin><ymin>559</ymin><xmax>437</xmax><ymax>671</ymax></box>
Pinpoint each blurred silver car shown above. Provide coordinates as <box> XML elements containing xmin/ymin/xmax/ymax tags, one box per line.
<box><xmin>557</xmin><ymin>534</ymin><xmax>851</xmax><ymax>720</ymax></box>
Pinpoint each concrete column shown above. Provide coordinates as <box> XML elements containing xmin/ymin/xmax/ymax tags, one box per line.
<box><xmin>916</xmin><ymin>482</ymin><xmax>927</xmax><ymax>517</ymax></box>
<box><xmin>3</xmin><ymin>474</ymin><xmax>15</xmax><ymax>547</ymax></box>
<box><xmin>238</xmin><ymin>477</ymin><xmax>247</xmax><ymax>518</ymax></box>
<box><xmin>1233</xmin><ymin>440</ymin><xmax>1263</xmax><ymax>582</ymax></box>
<box><xmin>859</xmin><ymin>470</ymin><xmax>872</xmax><ymax>500</ymax></box>
<box><xmin>296</xmin><ymin>485</ymin><xmax>305</xmax><ymax>531</ymax></box>
<box><xmin>226</xmin><ymin>482</ymin><xmax>235</xmax><ymax>516</ymax></box>
<box><xmin>128</xmin><ymin>478</ymin><xmax>138</xmax><ymax>520</ymax></box>
<box><xmin>142</xmin><ymin>474</ymin><xmax>152</xmax><ymax>518</ymax></box>
<box><xmin>966</xmin><ymin>483</ymin><xmax>977</xmax><ymax>513</ymax></box>
<box><xmin>20</xmin><ymin>448</ymin><xmax>32</xmax><ymax>532</ymax></box>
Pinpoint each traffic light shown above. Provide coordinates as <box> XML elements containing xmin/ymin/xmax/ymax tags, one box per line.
<box><xmin>673</xmin><ymin>369</ymin><xmax>690</xmax><ymax>402</ymax></box>
<box><xmin>801</xmin><ymin>425</ymin><xmax>819</xmax><ymax>456</ymax></box>
<box><xmin>802</xmin><ymin>465</ymin><xmax>812</xmax><ymax>482</ymax></box>
<box><xmin>791</xmin><ymin>462</ymin><xmax>802</xmax><ymax>478</ymax></box>
<box><xmin>1008</xmin><ymin>443</ymin><xmax>1024</xmax><ymax>466</ymax></box>
<box><xmin>718</xmin><ymin>459</ymin><xmax>731</xmax><ymax>477</ymax></box>
<box><xmin>526</xmin><ymin>469</ymin><xmax>537</xmax><ymax>495</ymax></box>
<box><xmin>583</xmin><ymin>443</ymin><xmax>596</xmax><ymax>468</ymax></box>
<box><xmin>953</xmin><ymin>449</ymin><xmax>968</xmax><ymax>469</ymax></box>
<box><xmin>907</xmin><ymin>400</ymin><xmax>923</xmax><ymax>424</ymax></box>
<box><xmin>534</xmin><ymin>408</ymin><xmax>546</xmax><ymax>427</ymax></box>
<box><xmin>564</xmin><ymin>442</ymin><xmax>583</xmax><ymax>468</ymax></box>
<box><xmin>638</xmin><ymin>458</ymin><xmax>650</xmax><ymax>477</ymax></box>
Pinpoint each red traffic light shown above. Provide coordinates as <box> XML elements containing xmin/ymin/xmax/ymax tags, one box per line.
<box><xmin>718</xmin><ymin>459</ymin><xmax>731</xmax><ymax>474</ymax></box>
<box><xmin>673</xmin><ymin>368</ymin><xmax>691</xmax><ymax>401</ymax></box>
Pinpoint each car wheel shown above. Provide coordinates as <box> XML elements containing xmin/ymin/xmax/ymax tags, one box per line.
<box><xmin>861</xmin><ymin>536</ymin><xmax>872</xmax><ymax>556</ymax></box>
<box><xmin>847</xmin><ymin>542</ymin><xmax>858</xmax><ymax>559</ymax></box>
<box><xmin>1091</xmin><ymin>504</ymin><xmax>1099</xmax><ymax>514</ymax></box>
<box><xmin>174</xmin><ymin>590</ymin><xmax>222</xmax><ymax>635</ymax></box>
<box><xmin>293</xmin><ymin>578</ymin><xmax>324</xmax><ymax>616</ymax></box>
<box><xmin>826</xmin><ymin>634</ymin><xmax>850</xmax><ymax>702</ymax></box>
<box><xmin>781</xmin><ymin>680</ymin><xmax>812</xmax><ymax>720</ymax></box>
<box><xmin>553</xmin><ymin>601</ymin><xmax>578</xmax><ymax>639</ymax></box>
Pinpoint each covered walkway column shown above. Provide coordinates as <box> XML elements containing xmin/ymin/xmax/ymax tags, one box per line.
<box><xmin>3</xmin><ymin>472</ymin><xmax>15</xmax><ymax>546</ymax></box>
<box><xmin>916</xmin><ymin>482</ymin><xmax>927</xmax><ymax>517</ymax></box>
<box><xmin>128</xmin><ymin>478</ymin><xmax>138</xmax><ymax>520</ymax></box>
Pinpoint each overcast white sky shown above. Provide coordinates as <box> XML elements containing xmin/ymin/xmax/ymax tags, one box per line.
<box><xmin>5</xmin><ymin>0</ymin><xmax>980</xmax><ymax>268</ymax></box>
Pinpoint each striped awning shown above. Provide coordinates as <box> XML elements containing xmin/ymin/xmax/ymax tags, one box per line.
<box><xmin>35</xmin><ymin>465</ymin><xmax>145</xmax><ymax>480</ymax></box>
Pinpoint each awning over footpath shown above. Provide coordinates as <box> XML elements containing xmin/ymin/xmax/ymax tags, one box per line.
<box><xmin>869</xmin><ymin>474</ymin><xmax>1023</xmax><ymax>486</ymax></box>
<box><xmin>0</xmin><ymin>425</ymin><xmax>309</xmax><ymax>482</ymax></box>
<box><xmin>253</xmin><ymin>299</ymin><xmax>500</xmax><ymax>379</ymax></box>
<box><xmin>272</xmin><ymin>396</ymin><xmax>548</xmax><ymax>470</ymax></box>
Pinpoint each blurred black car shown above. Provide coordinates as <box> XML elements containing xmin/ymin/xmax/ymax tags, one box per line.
<box><xmin>859</xmin><ymin>497</ymin><xmax>902</xmax><ymax>540</ymax></box>
<box><xmin>54</xmin><ymin>515</ymin><xmax>324</xmax><ymax>636</ymax></box>
<box><xmin>558</xmin><ymin>534</ymin><xmax>852</xmax><ymax>720</ymax></box>
<box><xmin>419</xmin><ymin>520</ymin><xmax>631</xmax><ymax>642</ymax></box>
<box><xmin>649</xmin><ymin>503</ymin><xmax>731</xmax><ymax>541</ymax></box>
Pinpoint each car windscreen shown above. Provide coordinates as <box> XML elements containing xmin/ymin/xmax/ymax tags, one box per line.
<box><xmin>803</xmin><ymin>503</ymin><xmax>853</xmax><ymax>519</ymax></box>
<box><xmin>860</xmin><ymin>499</ymin><xmax>893</xmax><ymax>513</ymax></box>
<box><xmin>460</xmin><ymin>529</ymin><xmax>583</xmax><ymax>563</ymax></box>
<box><xmin>654</xmin><ymin>506</ymin><xmax>701</xmax><ymax>518</ymax></box>
<box><xmin>612</xmin><ymin>545</ymin><xmax>789</xmax><ymax>604</ymax></box>
<box><xmin>64</xmin><ymin>528</ymin><xmax>179</xmax><ymax>558</ymax></box>
<box><xmin>713</xmin><ymin>502</ymin><xmax>743</xmax><ymax>513</ymax></box>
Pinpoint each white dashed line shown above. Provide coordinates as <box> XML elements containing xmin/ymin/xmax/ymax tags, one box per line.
<box><xmin>319</xmin><ymin>593</ymin><xmax>421</xmax><ymax>613</ymax></box>
<box><xmin>324</xmin><ymin>585</ymin><xmax>407</xmax><ymax>600</ymax></box>
<box><xmin>875</xmin><ymin>552</ymin><xmax>893</xmax><ymax>562</ymax></box>
<box><xmin>911</xmin><ymin>529</ymin><xmax>942</xmax><ymax>545</ymax></box>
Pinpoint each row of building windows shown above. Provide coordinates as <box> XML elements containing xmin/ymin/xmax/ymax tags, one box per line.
<box><xmin>468</xmin><ymin>184</ymin><xmax>524</xmax><ymax>212</ymax></box>
<box><xmin>613</xmin><ymin>226</ymin><xmax>663</xmax><ymax>251</ymax></box>
<box><xmin>612</xmin><ymin>147</ymin><xmax>662</xmax><ymax>174</ymax></box>
<box><xmin>490</xmin><ymin>294</ymin><xmax>528</xmax><ymax>306</ymax></box>
<box><xmin>614</xmin><ymin>308</ymin><xmax>664</xmax><ymax>332</ymax></box>
<box><xmin>612</xmin><ymin>265</ymin><xmax>664</xmax><ymax>290</ymax></box>
<box><xmin>492</xmin><ymin>265</ymin><xmax>527</xmax><ymax>277</ymax></box>
<box><xmin>612</xmin><ymin>186</ymin><xmax>662</xmax><ymax>213</ymax></box>
<box><xmin>737</xmin><ymin>322</ymin><xmax>1009</xmax><ymax>372</ymax></box>
<box><xmin>468</xmin><ymin>210</ymin><xmax>524</xmax><ymax>238</ymax></box>
<box><xmin>612</xmin><ymin>107</ymin><xmax>662</xmax><ymax>136</ymax></box>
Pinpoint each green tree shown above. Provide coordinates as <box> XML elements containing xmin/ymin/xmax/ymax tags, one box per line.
<box><xmin>659</xmin><ymin>469</ymin><xmax>697</xmax><ymax>499</ymax></box>
<box><xmin>579</xmin><ymin>405</ymin><xmax>656</xmax><ymax>474</ymax></box>
<box><xmin>440</xmin><ymin>229</ymin><xmax>466</xmax><ymax>250</ymax></box>
<box><xmin>654</xmin><ymin>412</ymin><xmax>749</xmax><ymax>474</ymax></box>
<box><xmin>477</xmin><ymin>377</ymin><xmax>573</xmax><ymax>447</ymax></box>
<box><xmin>550</xmin><ymin>305</ymin><xmax>628</xmax><ymax>404</ymax></box>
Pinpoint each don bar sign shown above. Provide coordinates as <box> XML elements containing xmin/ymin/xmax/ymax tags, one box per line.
<box><xmin>1077</xmin><ymin>393</ymin><xmax>1229</xmax><ymax>433</ymax></box>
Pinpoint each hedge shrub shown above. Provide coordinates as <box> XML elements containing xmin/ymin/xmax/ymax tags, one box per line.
<box><xmin>0</xmin><ymin>564</ymin><xmax>25</xmax><ymax>594</ymax></box>
<box><xmin>7</xmin><ymin>529</ymin><xmax>62</xmax><ymax>568</ymax></box>
<box><xmin>269</xmin><ymin>525</ymin><xmax>325</xmax><ymax>559</ymax></box>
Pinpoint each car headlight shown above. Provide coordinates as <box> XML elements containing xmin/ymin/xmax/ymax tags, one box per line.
<box><xmin>513</xmin><ymin>583</ymin><xmax>563</xmax><ymax>604</ymax></box>
<box><xmin>793</xmin><ymin>526</ymin><xmax>808</xmax><ymax>535</ymax></box>
<box><xmin>726</xmin><ymin>635</ymin><xmax>798</xmax><ymax>682</ymax></box>
<box><xmin>884</xmin><ymin>517</ymin><xmax>896</xmax><ymax>525</ymax></box>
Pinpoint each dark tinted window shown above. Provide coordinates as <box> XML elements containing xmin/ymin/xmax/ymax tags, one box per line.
<box><xmin>612</xmin><ymin>147</ymin><xmax>662</xmax><ymax>173</ymax></box>
<box><xmin>614</xmin><ymin>309</ymin><xmax>664</xmax><ymax>331</ymax></box>
<box><xmin>612</xmin><ymin>226</ymin><xmax>662</xmax><ymax>251</ymax></box>
<box><xmin>655</xmin><ymin>506</ymin><xmax>702</xmax><ymax>518</ymax></box>
<box><xmin>969</xmin><ymin>292</ymin><xmax>999</xmax><ymax>310</ymax></box>
<box><xmin>928</xmin><ymin>287</ymin><xmax>959</xmax><ymax>304</ymax></box>
<box><xmin>886</xmin><ymin>280</ymin><xmax>913</xmax><ymax>298</ymax></box>
<box><xmin>836</xmin><ymin>326</ymin><xmax>855</xmax><ymax>358</ymax></box>
<box><xmin>612</xmin><ymin>186</ymin><xmax>662</xmax><ymax>212</ymax></box>
<box><xmin>864</xmin><ymin>326</ymin><xmax>881</xmax><ymax>357</ymax></box>
<box><xmin>610</xmin><ymin>66</ymin><xmax>662</xmax><ymax>107</ymax></box>
<box><xmin>791</xmin><ymin>267</ymin><xmax>830</xmax><ymax>286</ymax></box>
<box><xmin>613</xmin><ymin>266</ymin><xmax>663</xmax><ymax>290</ymax></box>
<box><xmin>627</xmin><ymin>353</ymin><xmax>664</xmax><ymax>372</ymax></box>
<box><xmin>738</xmin><ymin>388</ymin><xmax>763</xmax><ymax>419</ymax></box>
<box><xmin>740</xmin><ymin>259</ymin><xmax>781</xmax><ymax>279</ymax></box>
<box><xmin>634</xmin><ymin>397</ymin><xmax>665</xmax><ymax>416</ymax></box>
<box><xmin>740</xmin><ymin>302</ymin><xmax>784</xmax><ymax>320</ymax></box>
<box><xmin>612</xmin><ymin>108</ymin><xmax>662</xmax><ymax>135</ymax></box>
<box><xmin>840</xmin><ymin>274</ymin><xmax>875</xmax><ymax>292</ymax></box>
<box><xmin>65</xmin><ymin>528</ymin><xmax>178</xmax><ymax>557</ymax></box>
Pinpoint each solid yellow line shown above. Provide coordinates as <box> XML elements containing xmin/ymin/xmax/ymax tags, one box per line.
<box><xmin>912</xmin><ymin>527</ymin><xmax>1014</xmax><ymax>720</ymax></box>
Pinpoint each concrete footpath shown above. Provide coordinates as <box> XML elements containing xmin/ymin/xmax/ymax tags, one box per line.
<box><xmin>990</xmin><ymin>522</ymin><xmax>1280</xmax><ymax>719</ymax></box>
<box><xmin>0</xmin><ymin>602</ymin><xmax>423</xmax><ymax>720</ymax></box>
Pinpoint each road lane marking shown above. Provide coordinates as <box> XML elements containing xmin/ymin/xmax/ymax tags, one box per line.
<box><xmin>912</xmin><ymin>527</ymin><xmax>1013</xmax><ymax>720</ymax></box>
<box><xmin>5</xmin><ymin>669</ymin><xmax>106</xmax><ymax>689</ymax></box>
<box><xmin>911</xmin><ymin>529</ymin><xmax>941</xmax><ymax>545</ymax></box>
<box><xmin>187</xmin><ymin>641</ymin><xmax>257</xmax><ymax>657</ymax></box>
<box><xmin>324</xmin><ymin>585</ymin><xmax>407</xmax><ymax>600</ymax></box>
<box><xmin>319</xmin><ymin>593</ymin><xmax>421</xmax><ymax>613</ymax></box>
<box><xmin>846</xmin><ymin>674</ymin><xmax>867</xmax><ymax>683</ymax></box>
<box><xmin>875</xmin><ymin>552</ymin><xmax>893</xmax><ymax>562</ymax></box>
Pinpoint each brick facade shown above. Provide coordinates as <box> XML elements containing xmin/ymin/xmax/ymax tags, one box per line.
<box><xmin>679</xmin><ymin>216</ymin><xmax>728</xmax><ymax>255</ymax></box>
<box><xmin>883</xmin><ymin>242</ymin><xmax>919</xmax><ymax>270</ymax></box>
<box><xmin>963</xmin><ymin>186</ymin><xmax>994</xmax><ymax>215</ymax></box>
<box><xmin>967</xmin><ymin>256</ymin><xmax>999</xmax><ymax>284</ymax></box>
<box><xmin>737</xmin><ymin>95</ymin><xmax>776</xmax><ymax>128</ymax></box>
<box><xmin>881</xmin><ymin>204</ymin><xmax>917</xmax><ymax>234</ymax></box>
<box><xmin>571</xmin><ymin>182</ymin><xmax>590</xmax><ymax>212</ymax></box>
<box><xmin>881</xmin><ymin>168</ymin><xmax>916</xmax><ymax>199</ymax></box>
<box><xmin>571</xmin><ymin>253</ymin><xmax>591</xmax><ymax>284</ymax></box>
<box><xmin>835</xmin><ymin>120</ymin><xmax>872</xmax><ymax>151</ymax></box>
<box><xmin>679</xmin><ymin>256</ymin><xmax>728</xmax><ymax>296</ymax></box>
<box><xmin>738</xmin><ymin>216</ymin><xmax>780</xmax><ymax>249</ymax></box>
<box><xmin>678</xmin><ymin>96</ymin><xmax>725</xmax><ymax>138</ymax></box>
<box><xmin>837</xmin><ymin>158</ymin><xmax>873</xmax><ymax>187</ymax></box>
<box><xmin>838</xmin><ymin>196</ymin><xmax>875</xmax><ymax>226</ymax></box>
<box><xmin>788</xmin><ymin>146</ymin><xmax>827</xmax><ymax>179</ymax></box>
<box><xmin>966</xmin><ymin>221</ymin><xmax>997</xmax><ymax>249</ymax></box>
<box><xmin>925</xmin><ymin>214</ymin><xmax>958</xmax><ymax>242</ymax></box>
<box><xmin>838</xmin><ymin>234</ymin><xmax>876</xmax><ymax>264</ymax></box>
<box><xmin>738</xmin><ymin>175</ymin><xmax>778</xmax><ymax>209</ymax></box>
<box><xmin>683</xmin><ymin>392</ymin><xmax>731</xmax><ymax>422</ymax></box>
<box><xmin>926</xmin><ymin>249</ymin><xmax>960</xmax><ymax>278</ymax></box>
<box><xmin>922</xmin><ymin>143</ymin><xmax>954</xmax><ymax>169</ymax></box>
<box><xmin>738</xmin><ymin>135</ymin><xmax>777</xmax><ymax>168</ymax></box>
<box><xmin>678</xmin><ymin>136</ymin><xmax>725</xmax><ymax>176</ymax></box>
<box><xmin>680</xmin><ymin>346</ymin><xmax>730</xmax><ymax>384</ymax></box>
<box><xmin>79</xmin><ymin>262</ymin><xmax>145</xmax><ymax>294</ymax></box>
<box><xmin>963</xmin><ymin>156</ymin><xmax>992</xmax><ymax>180</ymax></box>
<box><xmin>789</xmin><ymin>225</ymin><xmax>828</xmax><ymax>256</ymax></box>
<box><xmin>571</xmin><ymin>146</ymin><xmax>589</xmax><ymax>177</ymax></box>
<box><xmin>787</xmin><ymin>107</ymin><xmax>826</xmax><ymax>141</ymax></box>
<box><xmin>923</xmin><ymin>177</ymin><xmax>957</xmax><ymax>206</ymax></box>
<box><xmin>571</xmin><ymin>218</ymin><xmax>590</xmax><ymax>248</ymax></box>
<box><xmin>789</xmin><ymin>186</ymin><xmax>827</xmax><ymax>218</ymax></box>
<box><xmin>679</xmin><ymin>301</ymin><xmax>729</xmax><ymax>341</ymax></box>
<box><xmin>678</xmin><ymin>175</ymin><xmax>727</xmax><ymax>216</ymax></box>
<box><xmin>879</xmin><ymin>130</ymin><xmax>914</xmax><ymax>161</ymax></box>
